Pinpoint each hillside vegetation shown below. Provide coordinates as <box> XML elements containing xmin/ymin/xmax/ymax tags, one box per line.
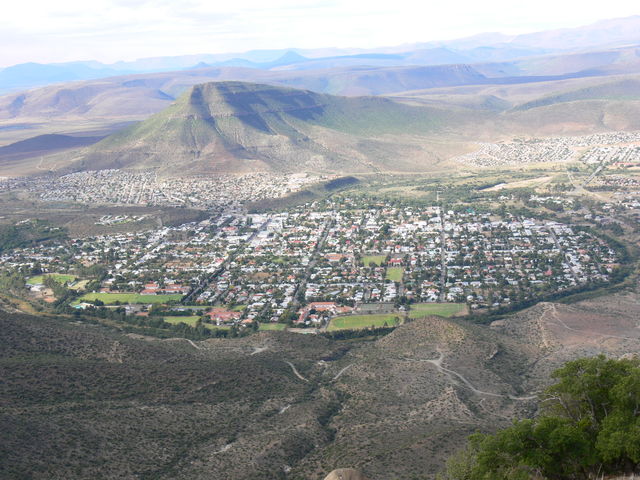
<box><xmin>440</xmin><ymin>356</ymin><xmax>640</xmax><ymax>480</ymax></box>
<box><xmin>1</xmin><ymin>289</ymin><xmax>640</xmax><ymax>479</ymax></box>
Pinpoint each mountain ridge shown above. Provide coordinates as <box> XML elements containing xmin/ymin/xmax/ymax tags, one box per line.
<box><xmin>72</xmin><ymin>81</ymin><xmax>455</xmax><ymax>175</ymax></box>
<box><xmin>2</xmin><ymin>15</ymin><xmax>640</xmax><ymax>93</ymax></box>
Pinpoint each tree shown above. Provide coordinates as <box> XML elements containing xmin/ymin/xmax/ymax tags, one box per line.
<box><xmin>439</xmin><ymin>355</ymin><xmax>640</xmax><ymax>480</ymax></box>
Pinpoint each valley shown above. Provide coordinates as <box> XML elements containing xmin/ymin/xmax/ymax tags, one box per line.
<box><xmin>2</xmin><ymin>13</ymin><xmax>640</xmax><ymax>480</ymax></box>
<box><xmin>1</xmin><ymin>151</ymin><xmax>639</xmax><ymax>479</ymax></box>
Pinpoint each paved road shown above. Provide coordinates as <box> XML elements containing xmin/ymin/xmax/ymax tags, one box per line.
<box><xmin>546</xmin><ymin>225</ymin><xmax>580</xmax><ymax>283</ymax></box>
<box><xmin>438</xmin><ymin>208</ymin><xmax>447</xmax><ymax>302</ymax></box>
<box><xmin>182</xmin><ymin>217</ymin><xmax>269</xmax><ymax>304</ymax></box>
<box><xmin>291</xmin><ymin>217</ymin><xmax>334</xmax><ymax>309</ymax></box>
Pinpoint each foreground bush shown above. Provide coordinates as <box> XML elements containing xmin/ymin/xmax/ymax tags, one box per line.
<box><xmin>440</xmin><ymin>355</ymin><xmax>640</xmax><ymax>479</ymax></box>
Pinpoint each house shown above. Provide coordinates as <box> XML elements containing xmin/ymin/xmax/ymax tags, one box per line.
<box><xmin>207</xmin><ymin>308</ymin><xmax>242</xmax><ymax>325</ymax></box>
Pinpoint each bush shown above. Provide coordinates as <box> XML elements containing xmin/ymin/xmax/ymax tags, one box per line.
<box><xmin>440</xmin><ymin>355</ymin><xmax>640</xmax><ymax>479</ymax></box>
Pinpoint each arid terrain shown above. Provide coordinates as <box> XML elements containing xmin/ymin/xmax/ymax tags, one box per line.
<box><xmin>2</xmin><ymin>287</ymin><xmax>639</xmax><ymax>479</ymax></box>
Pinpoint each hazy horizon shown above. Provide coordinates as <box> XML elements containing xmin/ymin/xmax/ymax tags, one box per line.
<box><xmin>1</xmin><ymin>0</ymin><xmax>639</xmax><ymax>68</ymax></box>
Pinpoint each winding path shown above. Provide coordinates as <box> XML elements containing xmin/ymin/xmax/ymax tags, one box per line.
<box><xmin>250</xmin><ymin>346</ymin><xmax>268</xmax><ymax>355</ymax></box>
<box><xmin>284</xmin><ymin>361</ymin><xmax>309</xmax><ymax>382</ymax></box>
<box><xmin>423</xmin><ymin>349</ymin><xmax>537</xmax><ymax>401</ymax></box>
<box><xmin>332</xmin><ymin>364</ymin><xmax>353</xmax><ymax>381</ymax></box>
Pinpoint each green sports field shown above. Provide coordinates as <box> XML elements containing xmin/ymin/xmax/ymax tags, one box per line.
<box><xmin>327</xmin><ymin>314</ymin><xmax>402</xmax><ymax>331</ymax></box>
<box><xmin>259</xmin><ymin>323</ymin><xmax>287</xmax><ymax>331</ymax></box>
<box><xmin>163</xmin><ymin>316</ymin><xmax>200</xmax><ymax>326</ymax></box>
<box><xmin>78</xmin><ymin>293</ymin><xmax>183</xmax><ymax>305</ymax></box>
<box><xmin>27</xmin><ymin>274</ymin><xmax>76</xmax><ymax>285</ymax></box>
<box><xmin>385</xmin><ymin>267</ymin><xmax>403</xmax><ymax>282</ymax></box>
<box><xmin>362</xmin><ymin>255</ymin><xmax>386</xmax><ymax>266</ymax></box>
<box><xmin>408</xmin><ymin>303</ymin><xmax>466</xmax><ymax>319</ymax></box>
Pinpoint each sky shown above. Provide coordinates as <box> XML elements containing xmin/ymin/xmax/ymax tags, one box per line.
<box><xmin>1</xmin><ymin>0</ymin><xmax>639</xmax><ymax>67</ymax></box>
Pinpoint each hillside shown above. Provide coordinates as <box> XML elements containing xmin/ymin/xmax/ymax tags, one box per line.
<box><xmin>292</xmin><ymin>293</ymin><xmax>640</xmax><ymax>480</ymax></box>
<box><xmin>2</xmin><ymin>290</ymin><xmax>639</xmax><ymax>479</ymax></box>
<box><xmin>0</xmin><ymin>309</ymin><xmax>344</xmax><ymax>480</ymax></box>
<box><xmin>1</xmin><ymin>74</ymin><xmax>639</xmax><ymax>177</ymax></box>
<box><xmin>0</xmin><ymin>134</ymin><xmax>104</xmax><ymax>164</ymax></box>
<box><xmin>5</xmin><ymin>76</ymin><xmax>638</xmax><ymax>177</ymax></box>
<box><xmin>71</xmin><ymin>81</ymin><xmax>459</xmax><ymax>175</ymax></box>
<box><xmin>392</xmin><ymin>74</ymin><xmax>640</xmax><ymax>136</ymax></box>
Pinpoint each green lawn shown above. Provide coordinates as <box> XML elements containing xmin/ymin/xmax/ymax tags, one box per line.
<box><xmin>327</xmin><ymin>314</ymin><xmax>402</xmax><ymax>331</ymax></box>
<box><xmin>408</xmin><ymin>303</ymin><xmax>467</xmax><ymax>319</ymax></box>
<box><xmin>259</xmin><ymin>323</ymin><xmax>287</xmax><ymax>331</ymax></box>
<box><xmin>163</xmin><ymin>316</ymin><xmax>232</xmax><ymax>331</ymax></box>
<box><xmin>27</xmin><ymin>273</ymin><xmax>77</xmax><ymax>285</ymax></box>
<box><xmin>78</xmin><ymin>293</ymin><xmax>184</xmax><ymax>305</ymax></box>
<box><xmin>163</xmin><ymin>316</ymin><xmax>200</xmax><ymax>326</ymax></box>
<box><xmin>362</xmin><ymin>255</ymin><xmax>386</xmax><ymax>266</ymax></box>
<box><xmin>386</xmin><ymin>267</ymin><xmax>404</xmax><ymax>282</ymax></box>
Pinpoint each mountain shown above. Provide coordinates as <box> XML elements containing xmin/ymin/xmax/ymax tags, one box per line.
<box><xmin>0</xmin><ymin>63</ymin><xmax>488</xmax><ymax>123</ymax></box>
<box><xmin>2</xmin><ymin>43</ymin><xmax>640</xmax><ymax>137</ymax></box>
<box><xmin>475</xmin><ymin>45</ymin><xmax>640</xmax><ymax>78</ymax></box>
<box><xmin>72</xmin><ymin>81</ymin><xmax>457</xmax><ymax>175</ymax></box>
<box><xmin>3</xmin><ymin>16</ymin><xmax>640</xmax><ymax>94</ymax></box>
<box><xmin>0</xmin><ymin>62</ymin><xmax>127</xmax><ymax>93</ymax></box>
<box><xmin>510</xmin><ymin>15</ymin><xmax>640</xmax><ymax>50</ymax></box>
<box><xmin>512</xmin><ymin>77</ymin><xmax>640</xmax><ymax>111</ymax></box>
<box><xmin>6</xmin><ymin>74</ymin><xmax>640</xmax><ymax>177</ymax></box>
<box><xmin>392</xmin><ymin>74</ymin><xmax>640</xmax><ymax>137</ymax></box>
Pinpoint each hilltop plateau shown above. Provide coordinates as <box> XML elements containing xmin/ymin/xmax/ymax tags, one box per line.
<box><xmin>68</xmin><ymin>81</ymin><xmax>460</xmax><ymax>175</ymax></box>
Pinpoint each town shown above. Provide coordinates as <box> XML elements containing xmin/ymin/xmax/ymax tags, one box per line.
<box><xmin>0</xmin><ymin>170</ymin><xmax>324</xmax><ymax>211</ymax></box>
<box><xmin>455</xmin><ymin>131</ymin><xmax>640</xmax><ymax>167</ymax></box>
<box><xmin>0</xmin><ymin>195</ymin><xmax>620</xmax><ymax>333</ymax></box>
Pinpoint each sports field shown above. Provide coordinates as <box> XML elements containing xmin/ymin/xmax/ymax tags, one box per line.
<box><xmin>327</xmin><ymin>314</ymin><xmax>401</xmax><ymax>331</ymax></box>
<box><xmin>27</xmin><ymin>274</ymin><xmax>76</xmax><ymax>285</ymax></box>
<box><xmin>408</xmin><ymin>303</ymin><xmax>466</xmax><ymax>319</ymax></box>
<box><xmin>163</xmin><ymin>316</ymin><xmax>200</xmax><ymax>326</ymax></box>
<box><xmin>385</xmin><ymin>267</ymin><xmax>403</xmax><ymax>282</ymax></box>
<box><xmin>362</xmin><ymin>255</ymin><xmax>386</xmax><ymax>266</ymax></box>
<box><xmin>259</xmin><ymin>323</ymin><xmax>287</xmax><ymax>331</ymax></box>
<box><xmin>78</xmin><ymin>293</ymin><xmax>183</xmax><ymax>304</ymax></box>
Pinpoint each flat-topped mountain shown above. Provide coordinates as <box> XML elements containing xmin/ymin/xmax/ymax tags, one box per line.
<box><xmin>73</xmin><ymin>81</ymin><xmax>455</xmax><ymax>175</ymax></box>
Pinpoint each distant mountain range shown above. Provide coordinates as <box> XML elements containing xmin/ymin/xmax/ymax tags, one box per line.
<box><xmin>2</xmin><ymin>42</ymin><xmax>640</xmax><ymax>125</ymax></box>
<box><xmin>2</xmin><ymin>15</ymin><xmax>640</xmax><ymax>177</ymax></box>
<box><xmin>1</xmin><ymin>15</ymin><xmax>639</xmax><ymax>94</ymax></box>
